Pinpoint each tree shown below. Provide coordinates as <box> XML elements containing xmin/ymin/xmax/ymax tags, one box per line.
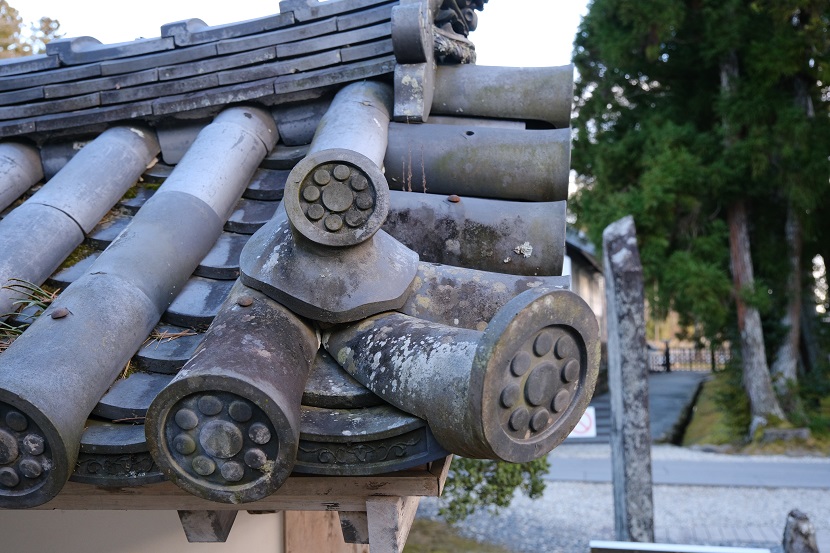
<box><xmin>571</xmin><ymin>0</ymin><xmax>830</xmax><ymax>428</ymax></box>
<box><xmin>0</xmin><ymin>0</ymin><xmax>60</xmax><ymax>58</ymax></box>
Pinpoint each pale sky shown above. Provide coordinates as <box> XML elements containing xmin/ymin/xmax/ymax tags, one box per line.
<box><xmin>17</xmin><ymin>0</ymin><xmax>587</xmax><ymax>68</ymax></box>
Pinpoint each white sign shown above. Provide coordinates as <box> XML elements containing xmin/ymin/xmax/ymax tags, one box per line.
<box><xmin>567</xmin><ymin>406</ymin><xmax>596</xmax><ymax>438</ymax></box>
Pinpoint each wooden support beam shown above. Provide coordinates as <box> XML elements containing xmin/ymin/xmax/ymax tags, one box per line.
<box><xmin>366</xmin><ymin>496</ymin><xmax>421</xmax><ymax>553</ymax></box>
<box><xmin>285</xmin><ymin>511</ymin><xmax>369</xmax><ymax>553</ymax></box>
<box><xmin>177</xmin><ymin>510</ymin><xmax>238</xmax><ymax>542</ymax></box>
<box><xmin>27</xmin><ymin>457</ymin><xmax>451</xmax><ymax>511</ymax></box>
<box><xmin>339</xmin><ymin>511</ymin><xmax>370</xmax><ymax>544</ymax></box>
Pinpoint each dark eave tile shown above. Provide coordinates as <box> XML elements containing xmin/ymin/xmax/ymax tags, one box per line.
<box><xmin>261</xmin><ymin>143</ymin><xmax>309</xmax><ymax>169</ymax></box>
<box><xmin>216</xmin><ymin>50</ymin><xmax>341</xmax><ymax>86</ymax></box>
<box><xmin>271</xmin><ymin>54</ymin><xmax>396</xmax><ymax>95</ymax></box>
<box><xmin>161</xmin><ymin>12</ymin><xmax>295</xmax><ymax>47</ymax></box>
<box><xmin>0</xmin><ymin>53</ymin><xmax>59</xmax><ymax>77</ymax></box>
<box><xmin>80</xmin><ymin>419</ymin><xmax>149</xmax><ymax>454</ymax></box>
<box><xmin>92</xmin><ymin>372</ymin><xmax>174</xmax><ymax>421</ymax></box>
<box><xmin>46</xmin><ymin>36</ymin><xmax>175</xmax><ymax>66</ymax></box>
<box><xmin>86</xmin><ymin>211</ymin><xmax>132</xmax><ymax>249</ymax></box>
<box><xmin>151</xmin><ymin>78</ymin><xmax>275</xmax><ymax>117</ymax></box>
<box><xmin>43</xmin><ymin>69</ymin><xmax>160</xmax><ymax>100</ymax></box>
<box><xmin>224</xmin><ymin>198</ymin><xmax>281</xmax><ymax>234</ymax></box>
<box><xmin>141</xmin><ymin>163</ymin><xmax>175</xmax><ymax>183</ymax></box>
<box><xmin>134</xmin><ymin>324</ymin><xmax>205</xmax><ymax>375</ymax></box>
<box><xmin>0</xmin><ymin>92</ymin><xmax>100</xmax><ymax>121</ymax></box>
<box><xmin>32</xmin><ymin>102</ymin><xmax>154</xmax><ymax>133</ymax></box>
<box><xmin>336</xmin><ymin>2</ymin><xmax>395</xmax><ymax>32</ymax></box>
<box><xmin>163</xmin><ymin>276</ymin><xmax>235</xmax><ymax>329</ymax></box>
<box><xmin>0</xmin><ymin>87</ymin><xmax>45</xmax><ymax>107</ymax></box>
<box><xmin>47</xmin><ymin>251</ymin><xmax>101</xmax><ymax>289</ymax></box>
<box><xmin>118</xmin><ymin>186</ymin><xmax>158</xmax><ymax>215</ymax></box>
<box><xmin>195</xmin><ymin>232</ymin><xmax>250</xmax><ymax>280</ymax></box>
<box><xmin>276</xmin><ymin>21</ymin><xmax>391</xmax><ymax>58</ymax></box>
<box><xmin>74</xmin><ymin>420</ymin><xmax>165</xmax><ymax>485</ymax></box>
<box><xmin>0</xmin><ymin>63</ymin><xmax>101</xmax><ymax>93</ymax></box>
<box><xmin>0</xmin><ymin>119</ymin><xmax>35</xmax><ymax>138</ymax></box>
<box><xmin>158</xmin><ymin>46</ymin><xmax>277</xmax><ymax>81</ymax></box>
<box><xmin>278</xmin><ymin>0</ymin><xmax>393</xmax><ymax>22</ymax></box>
<box><xmin>303</xmin><ymin>350</ymin><xmax>383</xmax><ymax>409</ymax></box>
<box><xmin>99</xmin><ymin>43</ymin><xmax>218</xmax><ymax>77</ymax></box>
<box><xmin>216</xmin><ymin>17</ymin><xmax>337</xmax><ymax>56</ymax></box>
<box><xmin>340</xmin><ymin>38</ymin><xmax>393</xmax><ymax>63</ymax></box>
<box><xmin>40</xmin><ymin>139</ymin><xmax>93</xmax><ymax>179</ymax></box>
<box><xmin>100</xmin><ymin>73</ymin><xmax>219</xmax><ymax>105</ymax></box>
<box><xmin>243</xmin><ymin>168</ymin><xmax>289</xmax><ymax>201</ymax></box>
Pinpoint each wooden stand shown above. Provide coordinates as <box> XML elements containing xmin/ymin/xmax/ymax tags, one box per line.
<box><xmin>30</xmin><ymin>456</ymin><xmax>452</xmax><ymax>553</ymax></box>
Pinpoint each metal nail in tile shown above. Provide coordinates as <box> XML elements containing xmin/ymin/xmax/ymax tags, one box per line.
<box><xmin>134</xmin><ymin>325</ymin><xmax>204</xmax><ymax>375</ymax></box>
<box><xmin>163</xmin><ymin>276</ymin><xmax>235</xmax><ymax>329</ymax></box>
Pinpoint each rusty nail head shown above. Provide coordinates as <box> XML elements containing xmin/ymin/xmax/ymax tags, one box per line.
<box><xmin>448</xmin><ymin>195</ymin><xmax>461</xmax><ymax>203</ymax></box>
<box><xmin>50</xmin><ymin>307</ymin><xmax>70</xmax><ymax>319</ymax></box>
<box><xmin>237</xmin><ymin>296</ymin><xmax>254</xmax><ymax>308</ymax></box>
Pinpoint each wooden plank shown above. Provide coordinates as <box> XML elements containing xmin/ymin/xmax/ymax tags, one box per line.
<box><xmin>177</xmin><ymin>510</ymin><xmax>238</xmax><ymax>542</ymax></box>
<box><xmin>365</xmin><ymin>496</ymin><xmax>420</xmax><ymax>553</ymax></box>
<box><xmin>25</xmin><ymin>459</ymin><xmax>451</xmax><ymax>511</ymax></box>
<box><xmin>286</xmin><ymin>511</ymin><xmax>370</xmax><ymax>553</ymax></box>
<box><xmin>429</xmin><ymin>454</ymin><xmax>453</xmax><ymax>494</ymax></box>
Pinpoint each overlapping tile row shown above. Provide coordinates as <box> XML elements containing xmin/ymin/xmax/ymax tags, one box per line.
<box><xmin>0</xmin><ymin>0</ymin><xmax>598</xmax><ymax>513</ymax></box>
<box><xmin>0</xmin><ymin>0</ymin><xmax>398</xmax><ymax>138</ymax></box>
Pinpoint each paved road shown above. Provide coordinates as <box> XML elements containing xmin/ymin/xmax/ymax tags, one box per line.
<box><xmin>418</xmin><ymin>372</ymin><xmax>830</xmax><ymax>553</ymax></box>
<box><xmin>420</xmin><ymin>445</ymin><xmax>830</xmax><ymax>553</ymax></box>
<box><xmin>547</xmin><ymin>455</ymin><xmax>830</xmax><ymax>488</ymax></box>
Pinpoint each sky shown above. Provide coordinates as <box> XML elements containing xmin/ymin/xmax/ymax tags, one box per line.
<box><xmin>17</xmin><ymin>0</ymin><xmax>588</xmax><ymax>68</ymax></box>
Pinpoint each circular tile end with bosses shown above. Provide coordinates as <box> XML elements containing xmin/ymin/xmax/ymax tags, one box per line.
<box><xmin>146</xmin><ymin>389</ymin><xmax>293</xmax><ymax>504</ymax></box>
<box><xmin>0</xmin><ymin>400</ymin><xmax>65</xmax><ymax>508</ymax></box>
<box><xmin>473</xmin><ymin>287</ymin><xmax>600</xmax><ymax>463</ymax></box>
<box><xmin>284</xmin><ymin>149</ymin><xmax>390</xmax><ymax>247</ymax></box>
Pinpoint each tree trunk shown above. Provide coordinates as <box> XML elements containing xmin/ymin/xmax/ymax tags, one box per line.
<box><xmin>720</xmin><ymin>51</ymin><xmax>787</xmax><ymax>428</ymax></box>
<box><xmin>727</xmin><ymin>201</ymin><xmax>787</xmax><ymax>424</ymax></box>
<box><xmin>770</xmin><ymin>204</ymin><xmax>802</xmax><ymax>406</ymax></box>
<box><xmin>770</xmin><ymin>75</ymin><xmax>815</xmax><ymax>411</ymax></box>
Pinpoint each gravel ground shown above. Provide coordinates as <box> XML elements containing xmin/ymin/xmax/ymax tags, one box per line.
<box><xmin>417</xmin><ymin>444</ymin><xmax>830</xmax><ymax>553</ymax></box>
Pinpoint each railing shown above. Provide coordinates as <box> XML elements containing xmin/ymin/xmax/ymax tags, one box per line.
<box><xmin>648</xmin><ymin>345</ymin><xmax>730</xmax><ymax>372</ymax></box>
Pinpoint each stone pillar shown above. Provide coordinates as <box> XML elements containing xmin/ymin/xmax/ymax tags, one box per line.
<box><xmin>783</xmin><ymin>510</ymin><xmax>819</xmax><ymax>553</ymax></box>
<box><xmin>602</xmin><ymin>215</ymin><xmax>654</xmax><ymax>542</ymax></box>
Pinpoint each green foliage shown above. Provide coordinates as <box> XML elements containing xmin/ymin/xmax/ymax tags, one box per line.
<box><xmin>438</xmin><ymin>457</ymin><xmax>548</xmax><ymax>524</ymax></box>
<box><xmin>711</xmin><ymin>357</ymin><xmax>752</xmax><ymax>438</ymax></box>
<box><xmin>572</xmin><ymin>0</ymin><xmax>830</xmax><ymax>350</ymax></box>
<box><xmin>0</xmin><ymin>0</ymin><xmax>61</xmax><ymax>58</ymax></box>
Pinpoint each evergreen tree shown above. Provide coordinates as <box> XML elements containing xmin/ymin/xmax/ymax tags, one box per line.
<box><xmin>571</xmin><ymin>0</ymin><xmax>830</xmax><ymax>427</ymax></box>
